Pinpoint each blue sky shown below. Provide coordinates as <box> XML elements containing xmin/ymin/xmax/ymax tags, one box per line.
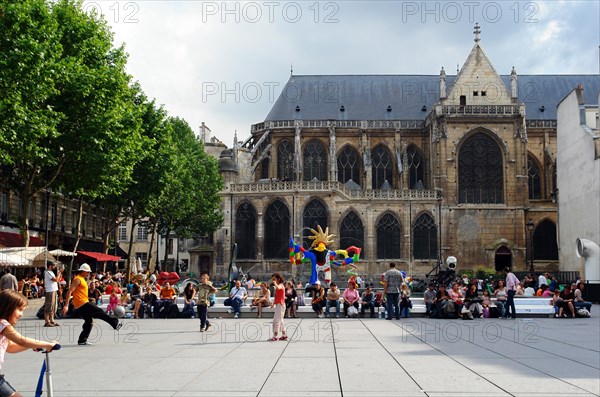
<box><xmin>91</xmin><ymin>0</ymin><xmax>600</xmax><ymax>146</ymax></box>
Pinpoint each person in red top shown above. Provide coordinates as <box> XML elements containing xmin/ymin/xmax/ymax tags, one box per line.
<box><xmin>269</xmin><ymin>272</ymin><xmax>287</xmax><ymax>341</ymax></box>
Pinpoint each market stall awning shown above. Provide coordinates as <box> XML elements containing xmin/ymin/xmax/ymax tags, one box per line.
<box><xmin>0</xmin><ymin>247</ymin><xmax>58</xmax><ymax>267</ymax></box>
<box><xmin>49</xmin><ymin>249</ymin><xmax>77</xmax><ymax>257</ymax></box>
<box><xmin>77</xmin><ymin>251</ymin><xmax>121</xmax><ymax>262</ymax></box>
<box><xmin>0</xmin><ymin>252</ymin><xmax>29</xmax><ymax>266</ymax></box>
<box><xmin>0</xmin><ymin>231</ymin><xmax>44</xmax><ymax>248</ymax></box>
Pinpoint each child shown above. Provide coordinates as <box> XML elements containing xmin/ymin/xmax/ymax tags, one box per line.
<box><xmin>270</xmin><ymin>273</ymin><xmax>287</xmax><ymax>341</ymax></box>
<box><xmin>106</xmin><ymin>288</ymin><xmax>119</xmax><ymax>315</ymax></box>
<box><xmin>481</xmin><ymin>289</ymin><xmax>491</xmax><ymax>318</ymax></box>
<box><xmin>1</xmin><ymin>290</ymin><xmax>57</xmax><ymax>396</ymax></box>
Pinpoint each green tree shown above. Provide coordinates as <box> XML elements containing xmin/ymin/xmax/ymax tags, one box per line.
<box><xmin>153</xmin><ymin>117</ymin><xmax>224</xmax><ymax>268</ymax></box>
<box><xmin>0</xmin><ymin>0</ymin><xmax>65</xmax><ymax>245</ymax></box>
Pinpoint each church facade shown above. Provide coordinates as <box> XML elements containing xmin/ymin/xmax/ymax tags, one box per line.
<box><xmin>205</xmin><ymin>28</ymin><xmax>599</xmax><ymax>282</ymax></box>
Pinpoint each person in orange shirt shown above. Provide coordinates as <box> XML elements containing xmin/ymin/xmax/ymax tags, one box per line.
<box><xmin>62</xmin><ymin>264</ymin><xmax>123</xmax><ymax>345</ymax></box>
<box><xmin>159</xmin><ymin>282</ymin><xmax>176</xmax><ymax>302</ymax></box>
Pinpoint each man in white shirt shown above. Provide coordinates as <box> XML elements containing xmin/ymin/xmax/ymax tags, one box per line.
<box><xmin>43</xmin><ymin>262</ymin><xmax>62</xmax><ymax>326</ymax></box>
<box><xmin>229</xmin><ymin>280</ymin><xmax>248</xmax><ymax>319</ymax></box>
<box><xmin>538</xmin><ymin>273</ymin><xmax>547</xmax><ymax>290</ymax></box>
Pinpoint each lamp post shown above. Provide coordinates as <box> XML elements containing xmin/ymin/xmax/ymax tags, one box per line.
<box><xmin>526</xmin><ymin>220</ymin><xmax>535</xmax><ymax>272</ymax></box>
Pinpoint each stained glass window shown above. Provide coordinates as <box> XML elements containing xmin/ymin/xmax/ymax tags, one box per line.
<box><xmin>413</xmin><ymin>213</ymin><xmax>438</xmax><ymax>259</ymax></box>
<box><xmin>376</xmin><ymin>213</ymin><xmax>401</xmax><ymax>259</ymax></box>
<box><xmin>303</xmin><ymin>140</ymin><xmax>327</xmax><ymax>181</ymax></box>
<box><xmin>264</xmin><ymin>200</ymin><xmax>290</xmax><ymax>259</ymax></box>
<box><xmin>337</xmin><ymin>146</ymin><xmax>360</xmax><ymax>185</ymax></box>
<box><xmin>458</xmin><ymin>133</ymin><xmax>503</xmax><ymax>203</ymax></box>
<box><xmin>236</xmin><ymin>202</ymin><xmax>257</xmax><ymax>259</ymax></box>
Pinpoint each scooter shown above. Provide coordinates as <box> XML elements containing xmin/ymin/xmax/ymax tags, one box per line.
<box><xmin>35</xmin><ymin>343</ymin><xmax>61</xmax><ymax>397</ymax></box>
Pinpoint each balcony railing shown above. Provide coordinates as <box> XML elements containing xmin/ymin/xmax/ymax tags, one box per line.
<box><xmin>440</xmin><ymin>105</ymin><xmax>522</xmax><ymax>116</ymax></box>
<box><xmin>250</xmin><ymin>119</ymin><xmax>426</xmax><ymax>133</ymax></box>
<box><xmin>229</xmin><ymin>181</ymin><xmax>441</xmax><ymax>200</ymax></box>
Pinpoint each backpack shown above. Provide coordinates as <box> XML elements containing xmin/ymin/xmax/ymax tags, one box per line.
<box><xmin>577</xmin><ymin>308</ymin><xmax>591</xmax><ymax>318</ymax></box>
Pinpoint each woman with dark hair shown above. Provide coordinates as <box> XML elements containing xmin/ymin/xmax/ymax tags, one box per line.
<box><xmin>270</xmin><ymin>273</ymin><xmax>287</xmax><ymax>341</ymax></box>
<box><xmin>311</xmin><ymin>281</ymin><xmax>325</xmax><ymax>318</ymax></box>
<box><xmin>284</xmin><ymin>281</ymin><xmax>298</xmax><ymax>318</ymax></box>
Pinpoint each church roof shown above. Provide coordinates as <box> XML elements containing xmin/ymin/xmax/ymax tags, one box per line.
<box><xmin>265</xmin><ymin>74</ymin><xmax>599</xmax><ymax>122</ymax></box>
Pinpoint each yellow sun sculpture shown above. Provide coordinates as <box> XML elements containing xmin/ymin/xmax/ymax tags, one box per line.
<box><xmin>308</xmin><ymin>225</ymin><xmax>335</xmax><ymax>252</ymax></box>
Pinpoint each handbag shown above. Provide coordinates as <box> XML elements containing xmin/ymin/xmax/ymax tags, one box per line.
<box><xmin>347</xmin><ymin>305</ymin><xmax>358</xmax><ymax>317</ymax></box>
<box><xmin>223</xmin><ymin>298</ymin><xmax>232</xmax><ymax>306</ymax></box>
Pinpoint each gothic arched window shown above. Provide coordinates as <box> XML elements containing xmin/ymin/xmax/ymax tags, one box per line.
<box><xmin>264</xmin><ymin>200</ymin><xmax>290</xmax><ymax>259</ymax></box>
<box><xmin>407</xmin><ymin>145</ymin><xmax>425</xmax><ymax>189</ymax></box>
<box><xmin>372</xmin><ymin>145</ymin><xmax>393</xmax><ymax>189</ymax></box>
<box><xmin>458</xmin><ymin>132</ymin><xmax>503</xmax><ymax>203</ymax></box>
<box><xmin>339</xmin><ymin>211</ymin><xmax>365</xmax><ymax>257</ymax></box>
<box><xmin>337</xmin><ymin>146</ymin><xmax>360</xmax><ymax>185</ymax></box>
<box><xmin>528</xmin><ymin>155</ymin><xmax>541</xmax><ymax>200</ymax></box>
<box><xmin>376</xmin><ymin>213</ymin><xmax>401</xmax><ymax>259</ymax></box>
<box><xmin>277</xmin><ymin>140</ymin><xmax>294</xmax><ymax>181</ymax></box>
<box><xmin>532</xmin><ymin>219</ymin><xmax>558</xmax><ymax>260</ymax></box>
<box><xmin>302</xmin><ymin>199</ymin><xmax>328</xmax><ymax>249</ymax></box>
<box><xmin>413</xmin><ymin>213</ymin><xmax>438</xmax><ymax>260</ymax></box>
<box><xmin>235</xmin><ymin>202</ymin><xmax>257</xmax><ymax>259</ymax></box>
<box><xmin>303</xmin><ymin>140</ymin><xmax>327</xmax><ymax>181</ymax></box>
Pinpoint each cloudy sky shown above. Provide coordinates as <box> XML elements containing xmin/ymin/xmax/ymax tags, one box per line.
<box><xmin>90</xmin><ymin>0</ymin><xmax>600</xmax><ymax>146</ymax></box>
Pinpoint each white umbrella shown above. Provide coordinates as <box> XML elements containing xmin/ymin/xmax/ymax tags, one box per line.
<box><xmin>49</xmin><ymin>249</ymin><xmax>77</xmax><ymax>257</ymax></box>
<box><xmin>0</xmin><ymin>252</ymin><xmax>29</xmax><ymax>266</ymax></box>
<box><xmin>137</xmin><ymin>257</ymin><xmax>143</xmax><ymax>273</ymax></box>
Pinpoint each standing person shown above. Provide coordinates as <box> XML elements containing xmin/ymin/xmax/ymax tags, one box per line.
<box><xmin>0</xmin><ymin>290</ymin><xmax>58</xmax><ymax>397</ymax></box>
<box><xmin>504</xmin><ymin>267</ymin><xmax>519</xmax><ymax>319</ymax></box>
<box><xmin>0</xmin><ymin>269</ymin><xmax>18</xmax><ymax>292</ymax></box>
<box><xmin>197</xmin><ymin>273</ymin><xmax>217</xmax><ymax>332</ymax></box>
<box><xmin>383</xmin><ymin>262</ymin><xmax>403</xmax><ymax>320</ymax></box>
<box><xmin>269</xmin><ymin>273</ymin><xmax>287</xmax><ymax>341</ymax></box>
<box><xmin>43</xmin><ymin>262</ymin><xmax>61</xmax><ymax>327</ymax></box>
<box><xmin>62</xmin><ymin>264</ymin><xmax>123</xmax><ymax>345</ymax></box>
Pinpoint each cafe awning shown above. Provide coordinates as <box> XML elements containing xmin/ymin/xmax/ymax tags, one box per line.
<box><xmin>77</xmin><ymin>250</ymin><xmax>121</xmax><ymax>262</ymax></box>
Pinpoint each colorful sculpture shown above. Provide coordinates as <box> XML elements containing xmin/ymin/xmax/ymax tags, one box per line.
<box><xmin>289</xmin><ymin>225</ymin><xmax>361</xmax><ymax>284</ymax></box>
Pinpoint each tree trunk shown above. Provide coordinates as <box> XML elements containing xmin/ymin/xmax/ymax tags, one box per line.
<box><xmin>162</xmin><ymin>227</ymin><xmax>171</xmax><ymax>271</ymax></box>
<box><xmin>19</xmin><ymin>185</ymin><xmax>33</xmax><ymax>247</ymax></box>
<box><xmin>67</xmin><ymin>198</ymin><xmax>83</xmax><ymax>282</ymax></box>
<box><xmin>125</xmin><ymin>212</ymin><xmax>137</xmax><ymax>283</ymax></box>
<box><xmin>147</xmin><ymin>221</ymin><xmax>157</xmax><ymax>273</ymax></box>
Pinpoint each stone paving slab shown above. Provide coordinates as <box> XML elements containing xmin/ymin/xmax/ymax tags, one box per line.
<box><xmin>4</xmin><ymin>306</ymin><xmax>599</xmax><ymax>397</ymax></box>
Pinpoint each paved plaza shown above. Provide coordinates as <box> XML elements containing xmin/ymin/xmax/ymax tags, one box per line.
<box><xmin>7</xmin><ymin>302</ymin><xmax>600</xmax><ymax>397</ymax></box>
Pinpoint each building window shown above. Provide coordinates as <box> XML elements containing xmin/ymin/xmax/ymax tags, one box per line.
<box><xmin>28</xmin><ymin>199</ymin><xmax>36</xmax><ymax>224</ymax></box>
<box><xmin>260</xmin><ymin>157</ymin><xmax>269</xmax><ymax>180</ymax></box>
<box><xmin>337</xmin><ymin>146</ymin><xmax>360</xmax><ymax>185</ymax></box>
<box><xmin>302</xmin><ymin>199</ymin><xmax>328</xmax><ymax>249</ymax></box>
<box><xmin>81</xmin><ymin>214</ymin><xmax>87</xmax><ymax>236</ymax></box>
<box><xmin>264</xmin><ymin>200</ymin><xmax>290</xmax><ymax>259</ymax></box>
<box><xmin>61</xmin><ymin>208</ymin><xmax>66</xmax><ymax>232</ymax></box>
<box><xmin>303</xmin><ymin>140</ymin><xmax>327</xmax><ymax>181</ymax></box>
<box><xmin>527</xmin><ymin>155</ymin><xmax>542</xmax><ymax>200</ymax></box>
<box><xmin>167</xmin><ymin>238</ymin><xmax>174</xmax><ymax>255</ymax></box>
<box><xmin>458</xmin><ymin>132</ymin><xmax>504</xmax><ymax>203</ymax></box>
<box><xmin>339</xmin><ymin>211</ymin><xmax>364</xmax><ymax>257</ymax></box>
<box><xmin>50</xmin><ymin>202</ymin><xmax>57</xmax><ymax>230</ymax></box>
<box><xmin>371</xmin><ymin>145</ymin><xmax>393</xmax><ymax>189</ymax></box>
<box><xmin>407</xmin><ymin>145</ymin><xmax>425</xmax><ymax>189</ymax></box>
<box><xmin>235</xmin><ymin>202</ymin><xmax>257</xmax><ymax>259</ymax></box>
<box><xmin>136</xmin><ymin>225</ymin><xmax>147</xmax><ymax>241</ymax></box>
<box><xmin>532</xmin><ymin>220</ymin><xmax>558</xmax><ymax>260</ymax></box>
<box><xmin>376</xmin><ymin>213</ymin><xmax>401</xmax><ymax>259</ymax></box>
<box><xmin>277</xmin><ymin>139</ymin><xmax>294</xmax><ymax>181</ymax></box>
<box><xmin>413</xmin><ymin>213</ymin><xmax>438</xmax><ymax>260</ymax></box>
<box><xmin>118</xmin><ymin>222</ymin><xmax>127</xmax><ymax>241</ymax></box>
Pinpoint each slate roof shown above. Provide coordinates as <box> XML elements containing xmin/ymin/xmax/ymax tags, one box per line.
<box><xmin>265</xmin><ymin>75</ymin><xmax>600</xmax><ymax>122</ymax></box>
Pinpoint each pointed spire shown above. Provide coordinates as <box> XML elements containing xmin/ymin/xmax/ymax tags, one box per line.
<box><xmin>290</xmin><ymin>63</ymin><xmax>293</xmax><ymax>76</ymax></box>
<box><xmin>473</xmin><ymin>22</ymin><xmax>481</xmax><ymax>43</ymax></box>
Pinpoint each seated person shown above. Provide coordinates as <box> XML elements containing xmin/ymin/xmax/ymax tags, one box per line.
<box><xmin>229</xmin><ymin>280</ymin><xmax>248</xmax><ymax>319</ymax></box>
<box><xmin>399</xmin><ymin>283</ymin><xmax>411</xmax><ymax>318</ymax></box>
<box><xmin>142</xmin><ymin>287</ymin><xmax>158</xmax><ymax>318</ymax></box>
<box><xmin>182</xmin><ymin>283</ymin><xmax>196</xmax><ymax>318</ymax></box>
<box><xmin>464</xmin><ymin>284</ymin><xmax>482</xmax><ymax>318</ymax></box>
<box><xmin>157</xmin><ymin>281</ymin><xmax>177</xmax><ymax>317</ymax></box>
<box><xmin>88</xmin><ymin>281</ymin><xmax>103</xmax><ymax>305</ymax></box>
<box><xmin>325</xmin><ymin>282</ymin><xmax>340</xmax><ymax>318</ymax></box>
<box><xmin>360</xmin><ymin>285</ymin><xmax>375</xmax><ymax>318</ymax></box>
<box><xmin>447</xmin><ymin>283</ymin><xmax>464</xmax><ymax>318</ymax></box>
<box><xmin>250</xmin><ymin>283</ymin><xmax>271</xmax><ymax>318</ymax></box>
<box><xmin>557</xmin><ymin>284</ymin><xmax>576</xmax><ymax>318</ymax></box>
<box><xmin>311</xmin><ymin>281</ymin><xmax>325</xmax><ymax>318</ymax></box>
<box><xmin>423</xmin><ymin>284</ymin><xmax>436</xmax><ymax>318</ymax></box>
<box><xmin>342</xmin><ymin>281</ymin><xmax>360</xmax><ymax>317</ymax></box>
<box><xmin>574</xmin><ymin>282</ymin><xmax>592</xmax><ymax>313</ymax></box>
<box><xmin>481</xmin><ymin>289</ymin><xmax>492</xmax><ymax>318</ymax></box>
<box><xmin>374</xmin><ymin>290</ymin><xmax>385</xmax><ymax>311</ymax></box>
<box><xmin>284</xmin><ymin>281</ymin><xmax>298</xmax><ymax>318</ymax></box>
<box><xmin>435</xmin><ymin>284</ymin><xmax>450</xmax><ymax>318</ymax></box>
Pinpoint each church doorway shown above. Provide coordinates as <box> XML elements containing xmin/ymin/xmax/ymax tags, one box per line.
<box><xmin>494</xmin><ymin>246</ymin><xmax>512</xmax><ymax>271</ymax></box>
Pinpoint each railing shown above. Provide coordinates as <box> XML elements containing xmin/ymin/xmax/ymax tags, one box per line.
<box><xmin>440</xmin><ymin>105</ymin><xmax>522</xmax><ymax>116</ymax></box>
<box><xmin>251</xmin><ymin>119</ymin><xmax>426</xmax><ymax>133</ymax></box>
<box><xmin>230</xmin><ymin>181</ymin><xmax>441</xmax><ymax>200</ymax></box>
<box><xmin>526</xmin><ymin>120</ymin><xmax>557</xmax><ymax>128</ymax></box>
